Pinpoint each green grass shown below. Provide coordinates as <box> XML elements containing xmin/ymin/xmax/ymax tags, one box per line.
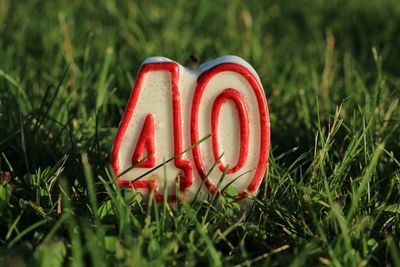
<box><xmin>1</xmin><ymin>0</ymin><xmax>400</xmax><ymax>266</ymax></box>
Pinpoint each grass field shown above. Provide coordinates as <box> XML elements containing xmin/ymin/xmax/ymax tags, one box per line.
<box><xmin>1</xmin><ymin>0</ymin><xmax>400</xmax><ymax>266</ymax></box>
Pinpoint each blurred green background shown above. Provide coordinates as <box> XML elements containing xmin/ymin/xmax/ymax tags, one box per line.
<box><xmin>0</xmin><ymin>0</ymin><xmax>400</xmax><ymax>266</ymax></box>
<box><xmin>1</xmin><ymin>0</ymin><xmax>400</xmax><ymax>168</ymax></box>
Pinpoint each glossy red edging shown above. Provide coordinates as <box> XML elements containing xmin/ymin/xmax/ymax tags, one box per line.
<box><xmin>131</xmin><ymin>113</ymin><xmax>155</xmax><ymax>168</ymax></box>
<box><xmin>211</xmin><ymin>88</ymin><xmax>249</xmax><ymax>174</ymax></box>
<box><xmin>190</xmin><ymin>63</ymin><xmax>270</xmax><ymax>198</ymax></box>
<box><xmin>111</xmin><ymin>62</ymin><xmax>192</xmax><ymax>202</ymax></box>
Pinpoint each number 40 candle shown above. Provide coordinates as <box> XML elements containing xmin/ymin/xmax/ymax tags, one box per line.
<box><xmin>111</xmin><ymin>56</ymin><xmax>270</xmax><ymax>202</ymax></box>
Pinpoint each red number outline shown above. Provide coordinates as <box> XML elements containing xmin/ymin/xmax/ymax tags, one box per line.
<box><xmin>111</xmin><ymin>62</ymin><xmax>193</xmax><ymax>202</ymax></box>
<box><xmin>190</xmin><ymin>63</ymin><xmax>270</xmax><ymax>199</ymax></box>
<box><xmin>130</xmin><ymin>113</ymin><xmax>156</xmax><ymax>168</ymax></box>
<box><xmin>211</xmin><ymin>88</ymin><xmax>249</xmax><ymax>174</ymax></box>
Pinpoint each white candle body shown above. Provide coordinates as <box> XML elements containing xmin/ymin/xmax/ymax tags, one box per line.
<box><xmin>111</xmin><ymin>56</ymin><xmax>270</xmax><ymax>202</ymax></box>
